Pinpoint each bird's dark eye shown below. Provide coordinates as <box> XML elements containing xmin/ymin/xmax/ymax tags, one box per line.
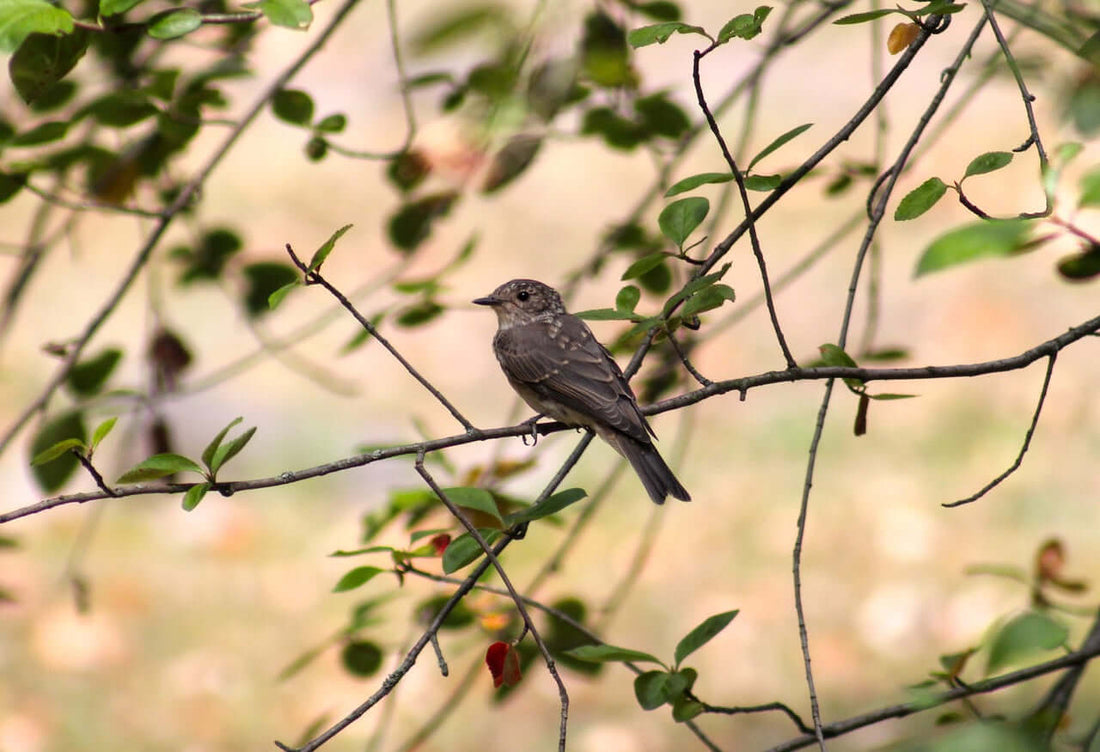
<box><xmin>516</xmin><ymin>290</ymin><xmax>530</xmax><ymax>302</ymax></box>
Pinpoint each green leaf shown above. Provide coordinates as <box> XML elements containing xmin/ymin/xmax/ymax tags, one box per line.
<box><xmin>634</xmin><ymin>670</ymin><xmax>674</xmax><ymax>710</ymax></box>
<box><xmin>915</xmin><ymin>220</ymin><xmax>1033</xmax><ymax>277</ymax></box>
<box><xmin>387</xmin><ymin>192</ymin><xmax>458</xmax><ymax>252</ymax></box>
<box><xmin>89</xmin><ymin>417</ymin><xmax>118</xmax><ymax>452</ymax></box>
<box><xmin>30</xmin><ymin>438</ymin><xmax>84</xmax><ymax>466</ymax></box>
<box><xmin>341</xmin><ymin>641</ymin><xmax>383</xmax><ymax>677</ymax></box>
<box><xmin>664</xmin><ymin>172</ymin><xmax>733</xmax><ymax>197</ymax></box>
<box><xmin>679</xmin><ymin>283</ymin><xmax>734</xmax><ymax>317</ymax></box>
<box><xmin>504</xmin><ymin>488</ymin><xmax>587</xmax><ymax>525</ymax></box>
<box><xmin>565</xmin><ymin>644</ymin><xmax>663</xmax><ymax>665</ymax></box>
<box><xmin>662</xmin><ymin>264</ymin><xmax>731</xmax><ymax>315</ymax></box>
<box><xmin>833</xmin><ymin>9</ymin><xmax>898</xmax><ymax>24</ymax></box>
<box><xmin>242</xmin><ymin>0</ymin><xmax>312</xmax><ymax>29</ymax></box>
<box><xmin>1057</xmin><ymin>246</ymin><xmax>1100</xmax><ymax>281</ymax></box>
<box><xmin>181</xmin><ymin>482</ymin><xmax>209</xmax><ymax>511</ymax></box>
<box><xmin>271</xmin><ymin>88</ymin><xmax>314</xmax><ymax>126</ymax></box>
<box><xmin>658</xmin><ymin>197</ymin><xmax>709</xmax><ymax>247</ymax></box>
<box><xmin>9</xmin><ymin>30</ymin><xmax>88</xmax><ymax>105</ymax></box>
<box><xmin>615</xmin><ymin>285</ymin><xmax>641</xmax><ymax>313</ymax></box>
<box><xmin>243</xmin><ymin>263</ymin><xmax>298</xmax><ymax>317</ymax></box>
<box><xmin>83</xmin><ymin>91</ymin><xmax>158</xmax><ymax>127</ymax></box>
<box><xmin>986</xmin><ymin>611</ymin><xmax>1068</xmax><ymax>675</ymax></box>
<box><xmin>0</xmin><ymin>171</ymin><xmax>28</xmax><ymax>204</ymax></box>
<box><xmin>117</xmin><ymin>453</ymin><xmax>204</xmax><ymax>484</ymax></box>
<box><xmin>581</xmin><ymin>107</ymin><xmax>646</xmax><ymax>150</ymax></box>
<box><xmin>622</xmin><ymin>251</ymin><xmax>669</xmax><ymax>280</ymax></box>
<box><xmin>268</xmin><ymin>281</ymin><xmax>299</xmax><ymax>309</ymax></box>
<box><xmin>717</xmin><ymin>5</ymin><xmax>771</xmax><ymax>43</ymax></box>
<box><xmin>894</xmin><ymin>177</ymin><xmax>948</xmax><ymax>221</ymax></box>
<box><xmin>818</xmin><ymin>343</ymin><xmax>859</xmax><ymax>368</ymax></box>
<box><xmin>574</xmin><ymin>308</ymin><xmax>641</xmax><ymax>321</ymax></box>
<box><xmin>29</xmin><ymin>411</ymin><xmax>86</xmax><ymax>492</ymax></box>
<box><xmin>672</xmin><ymin>694</ymin><xmax>705</xmax><ymax>722</ymax></box>
<box><xmin>441</xmin><ymin>486</ymin><xmax>502</xmax><ymax>524</ymax></box>
<box><xmin>1077</xmin><ymin>166</ymin><xmax>1100</xmax><ymax>209</ymax></box>
<box><xmin>209</xmin><ymin>426</ymin><xmax>256</xmax><ymax>476</ymax></box>
<box><xmin>627</xmin><ymin>22</ymin><xmax>708</xmax><ymax>48</ymax></box>
<box><xmin>674</xmin><ymin>609</ymin><xmax>739</xmax><ymax>666</ymax></box>
<box><xmin>66</xmin><ymin>348</ymin><xmax>122</xmax><ymax>396</ymax></box>
<box><xmin>10</xmin><ymin>120</ymin><xmax>69</xmax><ymax>146</ymax></box>
<box><xmin>333</xmin><ymin>565</ymin><xmax>384</xmax><ymax>592</ymax></box>
<box><xmin>201</xmin><ymin>417</ymin><xmax>242</xmax><ymax>471</ymax></box>
<box><xmin>441</xmin><ymin>529</ymin><xmax>500</xmax><ymax>574</ymax></box>
<box><xmin>0</xmin><ymin>0</ymin><xmax>74</xmax><ymax>53</ymax></box>
<box><xmin>635</xmin><ymin>94</ymin><xmax>690</xmax><ymax>139</ymax></box>
<box><xmin>147</xmin><ymin>8</ymin><xmax>202</xmax><ymax>40</ymax></box>
<box><xmin>100</xmin><ymin>0</ymin><xmax>146</xmax><ymax>16</ymax></box>
<box><xmin>307</xmin><ymin>223</ymin><xmax>353</xmax><ymax>271</ymax></box>
<box><xmin>747</xmin><ymin>122</ymin><xmax>812</xmax><ymax>171</ymax></box>
<box><xmin>743</xmin><ymin>173</ymin><xmax>782</xmax><ymax>191</ymax></box>
<box><xmin>315</xmin><ymin>113</ymin><xmax>347</xmax><ymax>133</ymax></box>
<box><xmin>482</xmin><ymin>134</ymin><xmax>542</xmax><ymax>193</ymax></box>
<box><xmin>581</xmin><ymin>11</ymin><xmax>631</xmax><ymax>88</ymax></box>
<box><xmin>395</xmin><ymin>299</ymin><xmax>444</xmax><ymax>327</ymax></box>
<box><xmin>409</xmin><ymin>4</ymin><xmax>510</xmax><ymax>54</ymax></box>
<box><xmin>635</xmin><ymin>1</ymin><xmax>681</xmax><ymax>22</ymax></box>
<box><xmin>867</xmin><ymin>392</ymin><xmax>917</xmax><ymax>400</ymax></box>
<box><xmin>963</xmin><ymin>151</ymin><xmax>1013</xmax><ymax>179</ymax></box>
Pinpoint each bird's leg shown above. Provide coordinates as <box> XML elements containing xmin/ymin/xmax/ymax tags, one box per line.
<box><xmin>520</xmin><ymin>414</ymin><xmax>543</xmax><ymax>446</ymax></box>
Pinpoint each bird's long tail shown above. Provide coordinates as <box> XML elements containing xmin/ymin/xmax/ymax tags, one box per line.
<box><xmin>607</xmin><ymin>433</ymin><xmax>691</xmax><ymax>504</ymax></box>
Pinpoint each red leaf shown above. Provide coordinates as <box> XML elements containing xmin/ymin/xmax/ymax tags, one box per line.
<box><xmin>501</xmin><ymin>643</ymin><xmax>522</xmax><ymax>687</ymax></box>
<box><xmin>485</xmin><ymin>641</ymin><xmax>509</xmax><ymax>688</ymax></box>
<box><xmin>485</xmin><ymin>641</ymin><xmax>522</xmax><ymax>688</ymax></box>
<box><xmin>430</xmin><ymin>533</ymin><xmax>452</xmax><ymax>557</ymax></box>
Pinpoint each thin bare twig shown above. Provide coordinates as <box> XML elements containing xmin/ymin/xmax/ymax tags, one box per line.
<box><xmin>766</xmin><ymin>610</ymin><xmax>1100</xmax><ymax>752</ymax></box>
<box><xmin>414</xmin><ymin>454</ymin><xmax>570</xmax><ymax>752</ymax></box>
<box><xmin>944</xmin><ymin>353</ymin><xmax>1056</xmax><ymax>507</ymax></box>
<box><xmin>692</xmin><ymin>46</ymin><xmax>797</xmax><ymax>369</ymax></box>
<box><xmin>284</xmin><ymin>243</ymin><xmax>475</xmax><ymax>431</ymax></box>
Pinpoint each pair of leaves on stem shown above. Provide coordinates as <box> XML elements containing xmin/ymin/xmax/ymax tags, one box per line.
<box><xmin>115</xmin><ymin>417</ymin><xmax>257</xmax><ymax>510</ymax></box>
<box><xmin>566</xmin><ymin>609</ymin><xmax>739</xmax><ymax>720</ymax></box>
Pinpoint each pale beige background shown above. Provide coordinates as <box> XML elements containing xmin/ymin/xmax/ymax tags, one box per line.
<box><xmin>1</xmin><ymin>1</ymin><xmax>1098</xmax><ymax>750</ymax></box>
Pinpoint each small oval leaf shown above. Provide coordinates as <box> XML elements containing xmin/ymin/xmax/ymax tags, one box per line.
<box><xmin>963</xmin><ymin>151</ymin><xmax>1013</xmax><ymax>179</ymax></box>
<box><xmin>658</xmin><ymin>197</ymin><xmax>709</xmax><ymax>247</ymax></box>
<box><xmin>895</xmin><ymin>177</ymin><xmax>948</xmax><ymax>221</ymax></box>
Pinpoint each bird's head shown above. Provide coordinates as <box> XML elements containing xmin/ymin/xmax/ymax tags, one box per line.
<box><xmin>473</xmin><ymin>279</ymin><xmax>565</xmax><ymax>328</ymax></box>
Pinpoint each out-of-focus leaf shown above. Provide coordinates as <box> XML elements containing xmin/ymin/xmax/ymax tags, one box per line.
<box><xmin>333</xmin><ymin>566</ymin><xmax>384</xmax><ymax>593</ymax></box>
<box><xmin>9</xmin><ymin>30</ymin><xmax>88</xmax><ymax>105</ymax></box>
<box><xmin>341</xmin><ymin>641</ymin><xmax>383</xmax><ymax>677</ymax></box>
<box><xmin>482</xmin><ymin>134</ymin><xmax>541</xmax><ymax>193</ymax></box>
<box><xmin>29</xmin><ymin>411</ymin><xmax>86</xmax><ymax>493</ymax></box>
<box><xmin>986</xmin><ymin>611</ymin><xmax>1068</xmax><ymax>675</ymax></box>
<box><xmin>581</xmin><ymin>10</ymin><xmax>633</xmax><ymax>88</ymax></box>
<box><xmin>243</xmin><ymin>262</ymin><xmax>298</xmax><ymax>317</ymax></box>
<box><xmin>915</xmin><ymin>220</ymin><xmax>1032</xmax><ymax>276</ymax></box>
<box><xmin>147</xmin><ymin>8</ymin><xmax>202</xmax><ymax>40</ymax></box>
<box><xmin>242</xmin><ymin>0</ymin><xmax>312</xmax><ymax>29</ymax></box>
<box><xmin>615</xmin><ymin>285</ymin><xmax>641</xmax><ymax>313</ymax></box>
<box><xmin>66</xmin><ymin>348</ymin><xmax>122</xmax><ymax>396</ymax></box>
<box><xmin>387</xmin><ymin>192</ymin><xmax>458</xmax><ymax>252</ymax></box>
<box><xmin>272</xmin><ymin>88</ymin><xmax>314</xmax><ymax>125</ymax></box>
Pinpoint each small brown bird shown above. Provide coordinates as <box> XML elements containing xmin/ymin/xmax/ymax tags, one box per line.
<box><xmin>474</xmin><ymin>279</ymin><xmax>690</xmax><ymax>504</ymax></box>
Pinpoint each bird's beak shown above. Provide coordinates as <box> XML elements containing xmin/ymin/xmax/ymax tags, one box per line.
<box><xmin>473</xmin><ymin>294</ymin><xmax>502</xmax><ymax>306</ymax></box>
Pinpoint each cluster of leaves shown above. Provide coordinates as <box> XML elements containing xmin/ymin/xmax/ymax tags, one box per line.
<box><xmin>895</xmin><ymin>144</ymin><xmax>1100</xmax><ymax>282</ymax></box>
<box><xmin>907</xmin><ymin>539</ymin><xmax>1093</xmax><ymax>737</ymax></box>
<box><xmin>567</xmin><ymin>609</ymin><xmax>740</xmax><ymax>721</ymax></box>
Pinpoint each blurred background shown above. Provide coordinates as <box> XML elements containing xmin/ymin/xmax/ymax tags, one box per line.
<box><xmin>1</xmin><ymin>0</ymin><xmax>1098</xmax><ymax>750</ymax></box>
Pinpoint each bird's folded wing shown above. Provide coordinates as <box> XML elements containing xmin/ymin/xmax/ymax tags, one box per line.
<box><xmin>496</xmin><ymin>316</ymin><xmax>654</xmax><ymax>444</ymax></box>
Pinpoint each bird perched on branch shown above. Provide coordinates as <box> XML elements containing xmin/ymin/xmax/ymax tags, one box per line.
<box><xmin>474</xmin><ymin>279</ymin><xmax>690</xmax><ymax>504</ymax></box>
